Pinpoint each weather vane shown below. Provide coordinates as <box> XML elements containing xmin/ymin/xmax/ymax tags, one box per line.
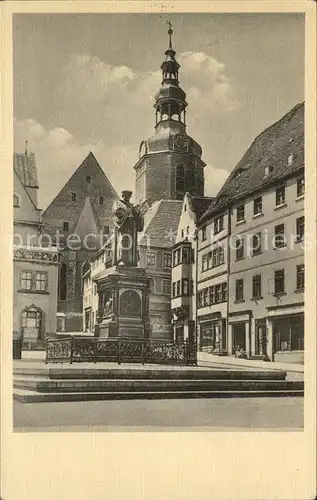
<box><xmin>166</xmin><ymin>19</ymin><xmax>173</xmax><ymax>48</ymax></box>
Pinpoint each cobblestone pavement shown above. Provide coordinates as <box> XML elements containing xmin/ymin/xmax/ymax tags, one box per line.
<box><xmin>14</xmin><ymin>396</ymin><xmax>303</xmax><ymax>432</ymax></box>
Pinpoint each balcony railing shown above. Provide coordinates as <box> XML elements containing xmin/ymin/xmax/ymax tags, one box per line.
<box><xmin>45</xmin><ymin>337</ymin><xmax>197</xmax><ymax>366</ymax></box>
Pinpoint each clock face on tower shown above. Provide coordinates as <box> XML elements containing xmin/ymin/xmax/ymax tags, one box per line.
<box><xmin>173</xmin><ymin>134</ymin><xmax>189</xmax><ymax>152</ymax></box>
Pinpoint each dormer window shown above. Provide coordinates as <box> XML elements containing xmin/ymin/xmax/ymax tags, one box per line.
<box><xmin>13</xmin><ymin>193</ymin><xmax>20</xmax><ymax>207</ymax></box>
<box><xmin>287</xmin><ymin>153</ymin><xmax>293</xmax><ymax>165</ymax></box>
<box><xmin>264</xmin><ymin>165</ymin><xmax>273</xmax><ymax>177</ymax></box>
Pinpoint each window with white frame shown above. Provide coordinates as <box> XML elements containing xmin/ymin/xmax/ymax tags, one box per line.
<box><xmin>162</xmin><ymin>279</ymin><xmax>171</xmax><ymax>295</ymax></box>
<box><xmin>146</xmin><ymin>252</ymin><xmax>156</xmax><ymax>267</ymax></box>
<box><xmin>253</xmin><ymin>196</ymin><xmax>262</xmax><ymax>216</ymax></box>
<box><xmin>35</xmin><ymin>272</ymin><xmax>48</xmax><ymax>291</ymax></box>
<box><xmin>20</xmin><ymin>271</ymin><xmax>33</xmax><ymax>291</ymax></box>
<box><xmin>163</xmin><ymin>252</ymin><xmax>172</xmax><ymax>268</ymax></box>
<box><xmin>297</xmin><ymin>176</ymin><xmax>305</xmax><ymax>197</ymax></box>
<box><xmin>236</xmin><ymin>204</ymin><xmax>245</xmax><ymax>223</ymax></box>
<box><xmin>275</xmin><ymin>186</ymin><xmax>286</xmax><ymax>207</ymax></box>
<box><xmin>214</xmin><ymin>215</ymin><xmax>224</xmax><ymax>234</ymax></box>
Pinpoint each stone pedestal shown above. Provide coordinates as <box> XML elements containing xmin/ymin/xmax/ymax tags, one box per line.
<box><xmin>96</xmin><ymin>265</ymin><xmax>151</xmax><ymax>339</ymax></box>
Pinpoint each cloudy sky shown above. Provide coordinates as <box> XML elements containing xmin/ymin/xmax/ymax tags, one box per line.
<box><xmin>13</xmin><ymin>13</ymin><xmax>304</xmax><ymax>209</ymax></box>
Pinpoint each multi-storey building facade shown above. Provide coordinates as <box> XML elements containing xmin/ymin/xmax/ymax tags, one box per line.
<box><xmin>13</xmin><ymin>151</ymin><xmax>59</xmax><ymax>347</ymax></box>
<box><xmin>171</xmin><ymin>193</ymin><xmax>213</xmax><ymax>343</ymax></box>
<box><xmin>196</xmin><ymin>201</ymin><xmax>230</xmax><ymax>353</ymax></box>
<box><xmin>196</xmin><ymin>101</ymin><xmax>305</xmax><ymax>363</ymax></box>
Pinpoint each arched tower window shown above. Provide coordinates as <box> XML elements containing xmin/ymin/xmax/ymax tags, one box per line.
<box><xmin>176</xmin><ymin>165</ymin><xmax>185</xmax><ymax>192</ymax></box>
<box><xmin>185</xmin><ymin>169</ymin><xmax>196</xmax><ymax>193</ymax></box>
<box><xmin>59</xmin><ymin>262</ymin><xmax>67</xmax><ymax>301</ymax></box>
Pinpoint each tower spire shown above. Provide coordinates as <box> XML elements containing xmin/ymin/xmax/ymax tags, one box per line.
<box><xmin>154</xmin><ymin>22</ymin><xmax>188</xmax><ymax>132</ymax></box>
<box><xmin>166</xmin><ymin>19</ymin><xmax>173</xmax><ymax>49</ymax></box>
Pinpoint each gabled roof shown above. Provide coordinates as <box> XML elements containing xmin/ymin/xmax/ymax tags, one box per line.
<box><xmin>187</xmin><ymin>194</ymin><xmax>214</xmax><ymax>220</ymax></box>
<box><xmin>14</xmin><ymin>152</ymin><xmax>39</xmax><ymax>188</ymax></box>
<box><xmin>139</xmin><ymin>199</ymin><xmax>182</xmax><ymax>248</ymax></box>
<box><xmin>42</xmin><ymin>152</ymin><xmax>119</xmax><ymax>234</ymax></box>
<box><xmin>200</xmin><ymin>102</ymin><xmax>304</xmax><ymax>222</ymax></box>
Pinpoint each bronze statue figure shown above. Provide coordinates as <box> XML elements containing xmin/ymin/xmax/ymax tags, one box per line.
<box><xmin>112</xmin><ymin>190</ymin><xmax>144</xmax><ymax>267</ymax></box>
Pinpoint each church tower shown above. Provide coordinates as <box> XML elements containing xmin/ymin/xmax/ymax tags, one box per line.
<box><xmin>134</xmin><ymin>23</ymin><xmax>206</xmax><ymax>205</ymax></box>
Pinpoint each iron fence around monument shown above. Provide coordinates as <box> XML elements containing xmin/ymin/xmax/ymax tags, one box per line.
<box><xmin>45</xmin><ymin>337</ymin><xmax>197</xmax><ymax>366</ymax></box>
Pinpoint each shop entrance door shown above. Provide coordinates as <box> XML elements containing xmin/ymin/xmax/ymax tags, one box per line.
<box><xmin>232</xmin><ymin>323</ymin><xmax>246</xmax><ymax>351</ymax></box>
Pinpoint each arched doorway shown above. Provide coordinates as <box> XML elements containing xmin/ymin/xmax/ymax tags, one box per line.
<box><xmin>21</xmin><ymin>305</ymin><xmax>43</xmax><ymax>342</ymax></box>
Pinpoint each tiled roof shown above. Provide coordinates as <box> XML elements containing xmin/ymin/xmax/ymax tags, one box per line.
<box><xmin>200</xmin><ymin>102</ymin><xmax>304</xmax><ymax>222</ymax></box>
<box><xmin>139</xmin><ymin>199</ymin><xmax>182</xmax><ymax>249</ymax></box>
<box><xmin>42</xmin><ymin>152</ymin><xmax>118</xmax><ymax>234</ymax></box>
<box><xmin>188</xmin><ymin>195</ymin><xmax>214</xmax><ymax>220</ymax></box>
<box><xmin>14</xmin><ymin>152</ymin><xmax>39</xmax><ymax>188</ymax></box>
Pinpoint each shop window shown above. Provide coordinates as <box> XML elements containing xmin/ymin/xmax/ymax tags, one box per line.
<box><xmin>274</xmin><ymin>269</ymin><xmax>285</xmax><ymax>295</ymax></box>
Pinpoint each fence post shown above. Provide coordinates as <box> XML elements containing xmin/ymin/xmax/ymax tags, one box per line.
<box><xmin>118</xmin><ymin>337</ymin><xmax>121</xmax><ymax>365</ymax></box>
<box><xmin>70</xmin><ymin>337</ymin><xmax>73</xmax><ymax>364</ymax></box>
<box><xmin>141</xmin><ymin>340</ymin><xmax>145</xmax><ymax>365</ymax></box>
<box><xmin>94</xmin><ymin>338</ymin><xmax>97</xmax><ymax>364</ymax></box>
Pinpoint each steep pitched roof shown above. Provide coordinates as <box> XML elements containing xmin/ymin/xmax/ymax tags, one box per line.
<box><xmin>200</xmin><ymin>102</ymin><xmax>304</xmax><ymax>222</ymax></box>
<box><xmin>188</xmin><ymin>195</ymin><xmax>214</xmax><ymax>220</ymax></box>
<box><xmin>139</xmin><ymin>199</ymin><xmax>182</xmax><ymax>248</ymax></box>
<box><xmin>42</xmin><ymin>152</ymin><xmax>119</xmax><ymax>234</ymax></box>
<box><xmin>14</xmin><ymin>152</ymin><xmax>39</xmax><ymax>188</ymax></box>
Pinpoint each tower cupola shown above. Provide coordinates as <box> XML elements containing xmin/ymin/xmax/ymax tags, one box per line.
<box><xmin>154</xmin><ymin>22</ymin><xmax>188</xmax><ymax>134</ymax></box>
